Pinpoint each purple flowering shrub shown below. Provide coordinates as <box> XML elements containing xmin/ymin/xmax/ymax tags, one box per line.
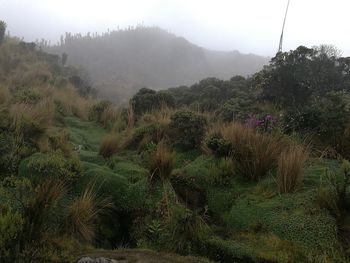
<box><xmin>245</xmin><ymin>114</ymin><xmax>278</xmax><ymax>132</ymax></box>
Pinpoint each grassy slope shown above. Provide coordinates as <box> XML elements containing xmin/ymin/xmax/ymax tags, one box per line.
<box><xmin>64</xmin><ymin>117</ymin><xmax>344</xmax><ymax>262</ymax></box>
<box><xmin>64</xmin><ymin>117</ymin><xmax>213</xmax><ymax>262</ymax></box>
<box><xmin>174</xmin><ymin>156</ymin><xmax>342</xmax><ymax>261</ymax></box>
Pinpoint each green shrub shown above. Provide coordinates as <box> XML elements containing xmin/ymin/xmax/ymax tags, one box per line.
<box><xmin>131</xmin><ymin>88</ymin><xmax>158</xmax><ymax>116</ymax></box>
<box><xmin>131</xmin><ymin>88</ymin><xmax>175</xmax><ymax>116</ymax></box>
<box><xmin>169</xmin><ymin>110</ymin><xmax>207</xmax><ymax>150</ymax></box>
<box><xmin>217</xmin><ymin>95</ymin><xmax>254</xmax><ymax>122</ymax></box>
<box><xmin>209</xmin><ymin>158</ymin><xmax>235</xmax><ymax>186</ymax></box>
<box><xmin>283</xmin><ymin>91</ymin><xmax>349</xmax><ymax>146</ymax></box>
<box><xmin>167</xmin><ymin>204</ymin><xmax>208</xmax><ymax>254</ymax></box>
<box><xmin>0</xmin><ymin>209</ymin><xmax>24</xmax><ymax>260</ymax></box>
<box><xmin>206</xmin><ymin>135</ymin><xmax>232</xmax><ymax>157</ymax></box>
<box><xmin>321</xmin><ymin>160</ymin><xmax>350</xmax><ymax>212</ymax></box>
<box><xmin>130</xmin><ymin>123</ymin><xmax>160</xmax><ymax>148</ymax></box>
<box><xmin>76</xmin><ymin>162</ymin><xmax>148</xmax><ymax>211</ymax></box>
<box><xmin>18</xmin><ymin>151</ymin><xmax>82</xmax><ymax>183</ymax></box>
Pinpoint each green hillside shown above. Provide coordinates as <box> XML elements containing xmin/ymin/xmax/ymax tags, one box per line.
<box><xmin>1</xmin><ymin>21</ymin><xmax>350</xmax><ymax>263</ymax></box>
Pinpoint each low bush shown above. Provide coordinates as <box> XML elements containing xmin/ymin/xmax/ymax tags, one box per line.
<box><xmin>209</xmin><ymin>158</ymin><xmax>235</xmax><ymax>186</ymax></box>
<box><xmin>18</xmin><ymin>151</ymin><xmax>82</xmax><ymax>183</ymax></box>
<box><xmin>167</xmin><ymin>204</ymin><xmax>208</xmax><ymax>254</ymax></box>
<box><xmin>131</xmin><ymin>123</ymin><xmax>161</xmax><ymax>149</ymax></box>
<box><xmin>206</xmin><ymin>134</ymin><xmax>233</xmax><ymax>157</ymax></box>
<box><xmin>320</xmin><ymin>160</ymin><xmax>350</xmax><ymax>212</ymax></box>
<box><xmin>169</xmin><ymin>110</ymin><xmax>207</xmax><ymax>150</ymax></box>
<box><xmin>283</xmin><ymin>91</ymin><xmax>349</xmax><ymax>147</ymax></box>
<box><xmin>131</xmin><ymin>88</ymin><xmax>175</xmax><ymax>116</ymax></box>
<box><xmin>0</xmin><ymin>209</ymin><xmax>24</xmax><ymax>260</ymax></box>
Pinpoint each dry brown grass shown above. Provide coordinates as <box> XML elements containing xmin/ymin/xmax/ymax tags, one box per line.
<box><xmin>278</xmin><ymin>144</ymin><xmax>309</xmax><ymax>193</ymax></box>
<box><xmin>66</xmin><ymin>187</ymin><xmax>113</xmax><ymax>242</ymax></box>
<box><xmin>213</xmin><ymin>122</ymin><xmax>283</xmax><ymax>181</ymax></box>
<box><xmin>150</xmin><ymin>142</ymin><xmax>175</xmax><ymax>182</ymax></box>
<box><xmin>10</xmin><ymin>99</ymin><xmax>54</xmax><ymax>136</ymax></box>
<box><xmin>99</xmin><ymin>131</ymin><xmax>131</xmax><ymax>158</ymax></box>
<box><xmin>53</xmin><ymin>87</ymin><xmax>93</xmax><ymax>120</ymax></box>
<box><xmin>137</xmin><ymin>106</ymin><xmax>176</xmax><ymax>143</ymax></box>
<box><xmin>99</xmin><ymin>133</ymin><xmax>121</xmax><ymax>158</ymax></box>
<box><xmin>100</xmin><ymin>105</ymin><xmax>122</xmax><ymax>128</ymax></box>
<box><xmin>8</xmin><ymin>61</ymin><xmax>53</xmax><ymax>88</ymax></box>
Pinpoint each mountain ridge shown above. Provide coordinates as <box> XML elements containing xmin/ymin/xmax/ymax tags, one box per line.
<box><xmin>47</xmin><ymin>26</ymin><xmax>268</xmax><ymax>102</ymax></box>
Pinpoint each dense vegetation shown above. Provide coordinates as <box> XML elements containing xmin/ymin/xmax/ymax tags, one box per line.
<box><xmin>46</xmin><ymin>26</ymin><xmax>268</xmax><ymax>103</ymax></box>
<box><xmin>1</xmin><ymin>20</ymin><xmax>350</xmax><ymax>263</ymax></box>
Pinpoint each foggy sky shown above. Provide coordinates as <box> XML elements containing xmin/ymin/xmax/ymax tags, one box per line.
<box><xmin>1</xmin><ymin>0</ymin><xmax>350</xmax><ymax>56</ymax></box>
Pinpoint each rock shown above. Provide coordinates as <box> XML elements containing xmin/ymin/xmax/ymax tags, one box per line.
<box><xmin>77</xmin><ymin>257</ymin><xmax>95</xmax><ymax>263</ymax></box>
<box><xmin>77</xmin><ymin>257</ymin><xmax>128</xmax><ymax>263</ymax></box>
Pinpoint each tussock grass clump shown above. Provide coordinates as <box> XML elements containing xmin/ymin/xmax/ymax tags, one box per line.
<box><xmin>21</xmin><ymin>179</ymin><xmax>67</xmax><ymax>248</ymax></box>
<box><xmin>66</xmin><ymin>187</ymin><xmax>113</xmax><ymax>242</ymax></box>
<box><xmin>138</xmin><ymin>106</ymin><xmax>175</xmax><ymax>140</ymax></box>
<box><xmin>217</xmin><ymin>123</ymin><xmax>282</xmax><ymax>181</ymax></box>
<box><xmin>99</xmin><ymin>133</ymin><xmax>122</xmax><ymax>158</ymax></box>
<box><xmin>10</xmin><ymin>99</ymin><xmax>54</xmax><ymax>138</ymax></box>
<box><xmin>150</xmin><ymin>142</ymin><xmax>175</xmax><ymax>182</ymax></box>
<box><xmin>100</xmin><ymin>105</ymin><xmax>122</xmax><ymax>128</ymax></box>
<box><xmin>53</xmin><ymin>88</ymin><xmax>92</xmax><ymax>120</ymax></box>
<box><xmin>278</xmin><ymin>144</ymin><xmax>308</xmax><ymax>193</ymax></box>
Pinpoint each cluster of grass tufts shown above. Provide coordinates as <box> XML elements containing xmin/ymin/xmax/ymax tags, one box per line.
<box><xmin>208</xmin><ymin>123</ymin><xmax>282</xmax><ymax>181</ymax></box>
<box><xmin>66</xmin><ymin>186</ymin><xmax>113</xmax><ymax>242</ymax></box>
<box><xmin>278</xmin><ymin>144</ymin><xmax>309</xmax><ymax>193</ymax></box>
<box><xmin>99</xmin><ymin>133</ymin><xmax>122</xmax><ymax>158</ymax></box>
<box><xmin>149</xmin><ymin>142</ymin><xmax>175</xmax><ymax>182</ymax></box>
<box><xmin>0</xmin><ymin>176</ymin><xmax>108</xmax><ymax>262</ymax></box>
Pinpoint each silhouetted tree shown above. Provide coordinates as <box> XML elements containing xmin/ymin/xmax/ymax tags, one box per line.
<box><xmin>254</xmin><ymin>45</ymin><xmax>347</xmax><ymax>107</ymax></box>
<box><xmin>0</xmin><ymin>20</ymin><xmax>7</xmax><ymax>44</ymax></box>
<box><xmin>61</xmin><ymin>52</ymin><xmax>68</xmax><ymax>66</ymax></box>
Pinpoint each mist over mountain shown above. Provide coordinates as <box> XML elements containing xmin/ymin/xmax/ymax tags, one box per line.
<box><xmin>47</xmin><ymin>26</ymin><xmax>268</xmax><ymax>102</ymax></box>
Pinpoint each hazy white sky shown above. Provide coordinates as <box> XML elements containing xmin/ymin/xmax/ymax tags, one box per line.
<box><xmin>1</xmin><ymin>0</ymin><xmax>350</xmax><ymax>56</ymax></box>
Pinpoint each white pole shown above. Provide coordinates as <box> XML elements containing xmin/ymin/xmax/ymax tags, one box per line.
<box><xmin>278</xmin><ymin>0</ymin><xmax>291</xmax><ymax>53</ymax></box>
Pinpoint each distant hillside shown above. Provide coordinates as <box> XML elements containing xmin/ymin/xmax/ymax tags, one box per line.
<box><xmin>47</xmin><ymin>27</ymin><xmax>268</xmax><ymax>103</ymax></box>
